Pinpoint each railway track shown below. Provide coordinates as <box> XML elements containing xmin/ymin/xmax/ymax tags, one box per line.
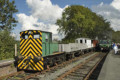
<box><xmin>0</xmin><ymin>52</ymin><xmax>103</xmax><ymax>80</ymax></box>
<box><xmin>56</xmin><ymin>52</ymin><xmax>106</xmax><ymax>80</ymax></box>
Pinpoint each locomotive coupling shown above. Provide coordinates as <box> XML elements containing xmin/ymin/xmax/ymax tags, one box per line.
<box><xmin>14</xmin><ymin>56</ymin><xmax>42</xmax><ymax>63</ymax></box>
<box><xmin>33</xmin><ymin>56</ymin><xmax>42</xmax><ymax>63</ymax></box>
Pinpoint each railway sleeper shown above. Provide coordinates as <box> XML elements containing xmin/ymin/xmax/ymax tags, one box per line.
<box><xmin>65</xmin><ymin>75</ymin><xmax>84</xmax><ymax>80</ymax></box>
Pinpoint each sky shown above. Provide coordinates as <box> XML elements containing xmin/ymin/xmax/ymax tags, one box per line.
<box><xmin>12</xmin><ymin>0</ymin><xmax>120</xmax><ymax>40</ymax></box>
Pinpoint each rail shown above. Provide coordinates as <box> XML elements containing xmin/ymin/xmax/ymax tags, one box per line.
<box><xmin>56</xmin><ymin>52</ymin><xmax>106</xmax><ymax>80</ymax></box>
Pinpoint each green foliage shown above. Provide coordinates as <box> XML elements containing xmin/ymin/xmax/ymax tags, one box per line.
<box><xmin>0</xmin><ymin>30</ymin><xmax>16</xmax><ymax>60</ymax></box>
<box><xmin>0</xmin><ymin>0</ymin><xmax>18</xmax><ymax>60</ymax></box>
<box><xmin>92</xmin><ymin>15</ymin><xmax>113</xmax><ymax>40</ymax></box>
<box><xmin>0</xmin><ymin>0</ymin><xmax>18</xmax><ymax>31</ymax></box>
<box><xmin>112</xmin><ymin>31</ymin><xmax>120</xmax><ymax>43</ymax></box>
<box><xmin>56</xmin><ymin>5</ymin><xmax>113</xmax><ymax>43</ymax></box>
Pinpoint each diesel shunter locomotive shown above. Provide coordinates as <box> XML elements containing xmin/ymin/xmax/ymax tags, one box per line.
<box><xmin>99</xmin><ymin>40</ymin><xmax>112</xmax><ymax>52</ymax></box>
<box><xmin>16</xmin><ymin>30</ymin><xmax>59</xmax><ymax>71</ymax></box>
<box><xmin>15</xmin><ymin>30</ymin><xmax>96</xmax><ymax>71</ymax></box>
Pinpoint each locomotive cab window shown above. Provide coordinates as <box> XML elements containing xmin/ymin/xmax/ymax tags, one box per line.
<box><xmin>45</xmin><ymin>34</ymin><xmax>48</xmax><ymax>42</ymax></box>
<box><xmin>22</xmin><ymin>34</ymin><xmax>28</xmax><ymax>39</ymax></box>
<box><xmin>25</xmin><ymin>35</ymin><xmax>28</xmax><ymax>39</ymax></box>
<box><xmin>33</xmin><ymin>34</ymin><xmax>40</xmax><ymax>39</ymax></box>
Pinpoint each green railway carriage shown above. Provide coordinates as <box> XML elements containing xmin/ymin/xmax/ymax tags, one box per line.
<box><xmin>17</xmin><ymin>30</ymin><xmax>59</xmax><ymax>71</ymax></box>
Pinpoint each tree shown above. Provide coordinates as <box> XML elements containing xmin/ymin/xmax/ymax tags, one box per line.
<box><xmin>112</xmin><ymin>31</ymin><xmax>120</xmax><ymax>43</ymax></box>
<box><xmin>56</xmin><ymin>5</ymin><xmax>96</xmax><ymax>43</ymax></box>
<box><xmin>92</xmin><ymin>15</ymin><xmax>113</xmax><ymax>40</ymax></box>
<box><xmin>0</xmin><ymin>30</ymin><xmax>16</xmax><ymax>59</ymax></box>
<box><xmin>0</xmin><ymin>0</ymin><xmax>18</xmax><ymax>60</ymax></box>
<box><xmin>56</xmin><ymin>5</ymin><xmax>113</xmax><ymax>43</ymax></box>
<box><xmin>0</xmin><ymin>0</ymin><xmax>18</xmax><ymax>31</ymax></box>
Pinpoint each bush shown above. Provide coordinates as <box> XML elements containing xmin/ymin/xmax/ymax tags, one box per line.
<box><xmin>0</xmin><ymin>30</ymin><xmax>16</xmax><ymax>60</ymax></box>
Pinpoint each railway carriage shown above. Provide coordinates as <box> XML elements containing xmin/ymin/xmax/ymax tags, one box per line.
<box><xmin>15</xmin><ymin>30</ymin><xmax>96</xmax><ymax>71</ymax></box>
<box><xmin>59</xmin><ymin>38</ymin><xmax>94</xmax><ymax>58</ymax></box>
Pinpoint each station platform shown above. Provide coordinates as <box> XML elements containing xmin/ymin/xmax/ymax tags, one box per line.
<box><xmin>98</xmin><ymin>50</ymin><xmax>120</xmax><ymax>80</ymax></box>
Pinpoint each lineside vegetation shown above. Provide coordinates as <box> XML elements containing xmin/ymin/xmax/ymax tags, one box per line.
<box><xmin>0</xmin><ymin>0</ymin><xmax>18</xmax><ymax>60</ymax></box>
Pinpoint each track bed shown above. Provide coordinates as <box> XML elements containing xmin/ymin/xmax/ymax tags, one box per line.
<box><xmin>56</xmin><ymin>52</ymin><xmax>106</xmax><ymax>80</ymax></box>
<box><xmin>0</xmin><ymin>52</ymin><xmax>106</xmax><ymax>80</ymax></box>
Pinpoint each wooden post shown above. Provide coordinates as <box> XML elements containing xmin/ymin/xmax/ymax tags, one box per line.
<box><xmin>15</xmin><ymin>44</ymin><xmax>17</xmax><ymax>56</ymax></box>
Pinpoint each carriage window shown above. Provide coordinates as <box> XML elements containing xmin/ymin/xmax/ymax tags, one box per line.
<box><xmin>80</xmin><ymin>40</ymin><xmax>82</xmax><ymax>43</ymax></box>
<box><xmin>33</xmin><ymin>34</ymin><xmax>40</xmax><ymax>39</ymax></box>
<box><xmin>85</xmin><ymin>40</ymin><xmax>86</xmax><ymax>43</ymax></box>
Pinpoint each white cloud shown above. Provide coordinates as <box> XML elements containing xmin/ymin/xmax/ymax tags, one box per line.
<box><xmin>26</xmin><ymin>0</ymin><xmax>63</xmax><ymax>23</ymax></box>
<box><xmin>17</xmin><ymin>0</ymin><xmax>67</xmax><ymax>40</ymax></box>
<box><xmin>99</xmin><ymin>2</ymin><xmax>104</xmax><ymax>6</ymax></box>
<box><xmin>111</xmin><ymin>0</ymin><xmax>120</xmax><ymax>10</ymax></box>
<box><xmin>17</xmin><ymin>13</ymin><xmax>61</xmax><ymax>38</ymax></box>
<box><xmin>92</xmin><ymin>0</ymin><xmax>120</xmax><ymax>31</ymax></box>
<box><xmin>17</xmin><ymin>14</ymin><xmax>41</xmax><ymax>30</ymax></box>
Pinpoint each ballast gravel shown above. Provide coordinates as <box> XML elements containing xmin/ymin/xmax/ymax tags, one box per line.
<box><xmin>37</xmin><ymin>52</ymin><xmax>98</xmax><ymax>80</ymax></box>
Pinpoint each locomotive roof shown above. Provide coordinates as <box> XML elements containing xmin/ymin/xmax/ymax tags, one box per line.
<box><xmin>20</xmin><ymin>30</ymin><xmax>52</xmax><ymax>34</ymax></box>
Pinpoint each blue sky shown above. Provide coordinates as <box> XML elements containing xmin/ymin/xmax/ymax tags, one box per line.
<box><xmin>13</xmin><ymin>0</ymin><xmax>120</xmax><ymax>40</ymax></box>
<box><xmin>15</xmin><ymin>0</ymin><xmax>112</xmax><ymax>14</ymax></box>
<box><xmin>15</xmin><ymin>0</ymin><xmax>112</xmax><ymax>9</ymax></box>
<box><xmin>51</xmin><ymin>0</ymin><xmax>112</xmax><ymax>8</ymax></box>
